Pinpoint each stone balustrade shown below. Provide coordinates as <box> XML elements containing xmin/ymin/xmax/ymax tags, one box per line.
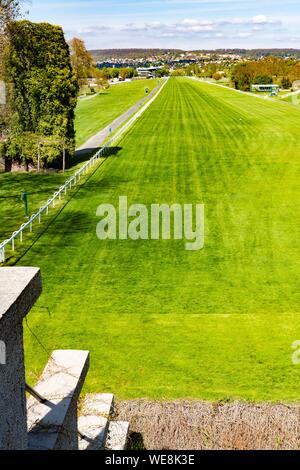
<box><xmin>0</xmin><ymin>267</ymin><xmax>129</xmax><ymax>450</ymax></box>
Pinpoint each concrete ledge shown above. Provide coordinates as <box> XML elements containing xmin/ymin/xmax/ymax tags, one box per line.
<box><xmin>78</xmin><ymin>393</ymin><xmax>114</xmax><ymax>450</ymax></box>
<box><xmin>0</xmin><ymin>267</ymin><xmax>42</xmax><ymax>450</ymax></box>
<box><xmin>27</xmin><ymin>350</ymin><xmax>90</xmax><ymax>450</ymax></box>
<box><xmin>106</xmin><ymin>421</ymin><xmax>130</xmax><ymax>450</ymax></box>
<box><xmin>78</xmin><ymin>415</ymin><xmax>108</xmax><ymax>450</ymax></box>
<box><xmin>81</xmin><ymin>393</ymin><xmax>114</xmax><ymax>419</ymax></box>
<box><xmin>0</xmin><ymin>267</ymin><xmax>42</xmax><ymax>322</ymax></box>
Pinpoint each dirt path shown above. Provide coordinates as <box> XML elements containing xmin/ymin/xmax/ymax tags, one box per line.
<box><xmin>115</xmin><ymin>400</ymin><xmax>300</xmax><ymax>450</ymax></box>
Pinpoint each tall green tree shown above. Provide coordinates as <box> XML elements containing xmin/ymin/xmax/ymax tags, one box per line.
<box><xmin>93</xmin><ymin>67</ymin><xmax>109</xmax><ymax>90</ymax></box>
<box><xmin>69</xmin><ymin>37</ymin><xmax>94</xmax><ymax>88</ymax></box>
<box><xmin>0</xmin><ymin>0</ymin><xmax>23</xmax><ymax>141</ymax></box>
<box><xmin>5</xmin><ymin>20</ymin><xmax>78</xmax><ymax>167</ymax></box>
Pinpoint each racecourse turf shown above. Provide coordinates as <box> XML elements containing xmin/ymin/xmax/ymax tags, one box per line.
<box><xmin>0</xmin><ymin>79</ymin><xmax>158</xmax><ymax>242</ymax></box>
<box><xmin>75</xmin><ymin>78</ymin><xmax>158</xmax><ymax>147</ymax></box>
<box><xmin>18</xmin><ymin>77</ymin><xmax>300</xmax><ymax>400</ymax></box>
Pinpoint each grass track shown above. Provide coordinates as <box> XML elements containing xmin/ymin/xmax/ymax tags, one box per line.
<box><xmin>0</xmin><ymin>79</ymin><xmax>158</xmax><ymax>242</ymax></box>
<box><xmin>20</xmin><ymin>77</ymin><xmax>300</xmax><ymax>400</ymax></box>
<box><xmin>75</xmin><ymin>79</ymin><xmax>158</xmax><ymax>146</ymax></box>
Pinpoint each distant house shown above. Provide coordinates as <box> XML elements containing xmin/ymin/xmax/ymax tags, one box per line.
<box><xmin>251</xmin><ymin>84</ymin><xmax>280</xmax><ymax>93</ymax></box>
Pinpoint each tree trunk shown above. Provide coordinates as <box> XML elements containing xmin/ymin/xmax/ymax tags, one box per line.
<box><xmin>4</xmin><ymin>157</ymin><xmax>12</xmax><ymax>172</ymax></box>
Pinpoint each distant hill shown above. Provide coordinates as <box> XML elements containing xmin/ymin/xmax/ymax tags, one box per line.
<box><xmin>90</xmin><ymin>48</ymin><xmax>300</xmax><ymax>61</ymax></box>
<box><xmin>193</xmin><ymin>49</ymin><xmax>300</xmax><ymax>58</ymax></box>
<box><xmin>90</xmin><ymin>49</ymin><xmax>183</xmax><ymax>60</ymax></box>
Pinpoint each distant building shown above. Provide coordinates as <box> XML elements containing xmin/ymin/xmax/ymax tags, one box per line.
<box><xmin>137</xmin><ymin>66</ymin><xmax>163</xmax><ymax>78</ymax></box>
<box><xmin>251</xmin><ymin>84</ymin><xmax>279</xmax><ymax>93</ymax></box>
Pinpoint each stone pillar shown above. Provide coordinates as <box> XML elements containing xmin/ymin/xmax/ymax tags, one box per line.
<box><xmin>0</xmin><ymin>267</ymin><xmax>42</xmax><ymax>450</ymax></box>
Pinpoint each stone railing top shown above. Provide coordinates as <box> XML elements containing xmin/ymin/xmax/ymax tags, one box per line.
<box><xmin>28</xmin><ymin>350</ymin><xmax>90</xmax><ymax>450</ymax></box>
<box><xmin>0</xmin><ymin>267</ymin><xmax>42</xmax><ymax>321</ymax></box>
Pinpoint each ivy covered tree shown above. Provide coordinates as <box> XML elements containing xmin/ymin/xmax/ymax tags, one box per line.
<box><xmin>0</xmin><ymin>0</ymin><xmax>23</xmax><ymax>143</ymax></box>
<box><xmin>5</xmin><ymin>20</ymin><xmax>78</xmax><ymax>168</ymax></box>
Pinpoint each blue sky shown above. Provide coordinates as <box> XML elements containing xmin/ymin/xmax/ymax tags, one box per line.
<box><xmin>25</xmin><ymin>0</ymin><xmax>300</xmax><ymax>50</ymax></box>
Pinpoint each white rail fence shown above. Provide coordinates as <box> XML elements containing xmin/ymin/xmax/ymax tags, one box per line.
<box><xmin>0</xmin><ymin>78</ymin><xmax>169</xmax><ymax>263</ymax></box>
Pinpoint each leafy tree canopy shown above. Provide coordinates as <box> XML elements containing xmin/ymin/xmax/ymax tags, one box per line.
<box><xmin>231</xmin><ymin>57</ymin><xmax>300</xmax><ymax>91</ymax></box>
<box><xmin>0</xmin><ymin>1</ymin><xmax>24</xmax><ymax>138</ymax></box>
<box><xmin>69</xmin><ymin>37</ymin><xmax>94</xmax><ymax>88</ymax></box>
<box><xmin>5</xmin><ymin>20</ymin><xmax>78</xmax><ymax>167</ymax></box>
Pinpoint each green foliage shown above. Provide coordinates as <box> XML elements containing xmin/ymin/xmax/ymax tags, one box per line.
<box><xmin>213</xmin><ymin>72</ymin><xmax>223</xmax><ymax>81</ymax></box>
<box><xmin>171</xmin><ymin>63</ymin><xmax>227</xmax><ymax>80</ymax></box>
<box><xmin>0</xmin><ymin>141</ymin><xmax>5</xmax><ymax>160</ymax></box>
<box><xmin>101</xmin><ymin>67</ymin><xmax>138</xmax><ymax>80</ymax></box>
<box><xmin>171</xmin><ymin>68</ymin><xmax>187</xmax><ymax>76</ymax></box>
<box><xmin>110</xmin><ymin>67</ymin><xmax>120</xmax><ymax>79</ymax></box>
<box><xmin>4</xmin><ymin>132</ymin><xmax>66</xmax><ymax>168</ymax></box>
<box><xmin>155</xmin><ymin>67</ymin><xmax>170</xmax><ymax>78</ymax></box>
<box><xmin>231</xmin><ymin>57</ymin><xmax>300</xmax><ymax>91</ymax></box>
<box><xmin>69</xmin><ymin>37</ymin><xmax>94</xmax><ymax>88</ymax></box>
<box><xmin>254</xmin><ymin>74</ymin><xmax>273</xmax><ymax>85</ymax></box>
<box><xmin>0</xmin><ymin>1</ymin><xmax>24</xmax><ymax>138</ymax></box>
<box><xmin>231</xmin><ymin>63</ymin><xmax>252</xmax><ymax>90</ymax></box>
<box><xmin>281</xmin><ymin>77</ymin><xmax>292</xmax><ymax>89</ymax></box>
<box><xmin>204</xmin><ymin>62</ymin><xmax>218</xmax><ymax>78</ymax></box>
<box><xmin>5</xmin><ymin>20</ymin><xmax>78</xmax><ymax>166</ymax></box>
<box><xmin>93</xmin><ymin>67</ymin><xmax>109</xmax><ymax>90</ymax></box>
<box><xmin>185</xmin><ymin>63</ymin><xmax>202</xmax><ymax>76</ymax></box>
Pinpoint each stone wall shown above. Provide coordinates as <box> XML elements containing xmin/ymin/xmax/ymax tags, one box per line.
<box><xmin>0</xmin><ymin>267</ymin><xmax>42</xmax><ymax>450</ymax></box>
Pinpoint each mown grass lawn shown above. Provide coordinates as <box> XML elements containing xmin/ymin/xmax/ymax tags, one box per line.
<box><xmin>0</xmin><ymin>157</ymin><xmax>90</xmax><ymax>242</ymax></box>
<box><xmin>19</xmin><ymin>77</ymin><xmax>300</xmax><ymax>400</ymax></box>
<box><xmin>0</xmin><ymin>79</ymin><xmax>158</xmax><ymax>242</ymax></box>
<box><xmin>75</xmin><ymin>78</ymin><xmax>158</xmax><ymax>146</ymax></box>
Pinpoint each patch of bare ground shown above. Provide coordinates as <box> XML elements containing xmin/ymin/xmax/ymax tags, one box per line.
<box><xmin>114</xmin><ymin>400</ymin><xmax>300</xmax><ymax>450</ymax></box>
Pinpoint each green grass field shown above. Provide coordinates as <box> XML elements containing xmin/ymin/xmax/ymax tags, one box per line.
<box><xmin>75</xmin><ymin>79</ymin><xmax>158</xmax><ymax>146</ymax></box>
<box><xmin>0</xmin><ymin>158</ymin><xmax>90</xmax><ymax>242</ymax></box>
<box><xmin>0</xmin><ymin>79</ymin><xmax>158</xmax><ymax>242</ymax></box>
<box><xmin>14</xmin><ymin>77</ymin><xmax>300</xmax><ymax>400</ymax></box>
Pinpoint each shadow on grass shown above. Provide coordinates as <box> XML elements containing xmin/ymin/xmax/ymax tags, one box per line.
<box><xmin>6</xmin><ymin>208</ymin><xmax>97</xmax><ymax>266</ymax></box>
<box><xmin>0</xmin><ymin>146</ymin><xmax>122</xmax><ymax>243</ymax></box>
<box><xmin>51</xmin><ymin>209</ymin><xmax>97</xmax><ymax>236</ymax></box>
<box><xmin>73</xmin><ymin>146</ymin><xmax>122</xmax><ymax>162</ymax></box>
<box><xmin>127</xmin><ymin>432</ymin><xmax>146</xmax><ymax>451</ymax></box>
<box><xmin>106</xmin><ymin>146</ymin><xmax>123</xmax><ymax>157</ymax></box>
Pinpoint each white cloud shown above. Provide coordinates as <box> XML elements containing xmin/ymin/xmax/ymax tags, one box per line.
<box><xmin>117</xmin><ymin>14</ymin><xmax>281</xmax><ymax>37</ymax></box>
<box><xmin>236</xmin><ymin>32</ymin><xmax>253</xmax><ymax>38</ymax></box>
<box><xmin>64</xmin><ymin>12</ymin><xmax>288</xmax><ymax>48</ymax></box>
<box><xmin>252</xmin><ymin>15</ymin><xmax>268</xmax><ymax>24</ymax></box>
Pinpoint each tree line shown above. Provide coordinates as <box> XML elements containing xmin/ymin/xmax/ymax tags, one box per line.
<box><xmin>69</xmin><ymin>38</ymin><xmax>144</xmax><ymax>92</ymax></box>
<box><xmin>169</xmin><ymin>57</ymin><xmax>300</xmax><ymax>91</ymax></box>
<box><xmin>231</xmin><ymin>57</ymin><xmax>300</xmax><ymax>91</ymax></box>
<box><xmin>0</xmin><ymin>4</ymin><xmax>116</xmax><ymax>170</ymax></box>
